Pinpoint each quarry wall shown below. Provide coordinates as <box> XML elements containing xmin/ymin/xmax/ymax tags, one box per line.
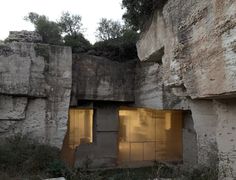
<box><xmin>71</xmin><ymin>54</ymin><xmax>135</xmax><ymax>104</ymax></box>
<box><xmin>137</xmin><ymin>0</ymin><xmax>236</xmax><ymax>178</ymax></box>
<box><xmin>1</xmin><ymin>1</ymin><xmax>236</xmax><ymax>176</ymax></box>
<box><xmin>0</xmin><ymin>32</ymin><xmax>72</xmax><ymax>148</ymax></box>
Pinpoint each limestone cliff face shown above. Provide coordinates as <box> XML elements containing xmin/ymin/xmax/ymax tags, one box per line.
<box><xmin>71</xmin><ymin>54</ymin><xmax>135</xmax><ymax>104</ymax></box>
<box><xmin>137</xmin><ymin>0</ymin><xmax>236</xmax><ymax>99</ymax></box>
<box><xmin>0</xmin><ymin>33</ymin><xmax>72</xmax><ymax>148</ymax></box>
<box><xmin>137</xmin><ymin>0</ymin><xmax>236</xmax><ymax>178</ymax></box>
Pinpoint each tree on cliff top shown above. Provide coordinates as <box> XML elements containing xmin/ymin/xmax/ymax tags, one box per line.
<box><xmin>24</xmin><ymin>12</ymin><xmax>63</xmax><ymax>45</ymax></box>
<box><xmin>96</xmin><ymin>18</ymin><xmax>123</xmax><ymax>41</ymax></box>
<box><xmin>25</xmin><ymin>12</ymin><xmax>91</xmax><ymax>53</ymax></box>
<box><xmin>93</xmin><ymin>18</ymin><xmax>139</xmax><ymax>62</ymax></box>
<box><xmin>121</xmin><ymin>0</ymin><xmax>168</xmax><ymax>31</ymax></box>
<box><xmin>59</xmin><ymin>12</ymin><xmax>91</xmax><ymax>53</ymax></box>
<box><xmin>58</xmin><ymin>12</ymin><xmax>83</xmax><ymax>36</ymax></box>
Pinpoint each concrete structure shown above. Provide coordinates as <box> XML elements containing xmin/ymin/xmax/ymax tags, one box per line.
<box><xmin>0</xmin><ymin>0</ymin><xmax>235</xmax><ymax>178</ymax></box>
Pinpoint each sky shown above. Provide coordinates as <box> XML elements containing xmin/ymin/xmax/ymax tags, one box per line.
<box><xmin>0</xmin><ymin>0</ymin><xmax>124</xmax><ymax>43</ymax></box>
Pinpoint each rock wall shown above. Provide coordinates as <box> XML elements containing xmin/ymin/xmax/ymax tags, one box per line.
<box><xmin>137</xmin><ymin>0</ymin><xmax>236</xmax><ymax>178</ymax></box>
<box><xmin>134</xmin><ymin>61</ymin><xmax>164</xmax><ymax>109</ymax></box>
<box><xmin>134</xmin><ymin>61</ymin><xmax>186</xmax><ymax>109</ymax></box>
<box><xmin>190</xmin><ymin>100</ymin><xmax>218</xmax><ymax>166</ymax></box>
<box><xmin>71</xmin><ymin>54</ymin><xmax>135</xmax><ymax>104</ymax></box>
<box><xmin>137</xmin><ymin>0</ymin><xmax>236</xmax><ymax>99</ymax></box>
<box><xmin>0</xmin><ymin>36</ymin><xmax>72</xmax><ymax>148</ymax></box>
<box><xmin>214</xmin><ymin>100</ymin><xmax>236</xmax><ymax>178</ymax></box>
<box><xmin>182</xmin><ymin>111</ymin><xmax>198</xmax><ymax>169</ymax></box>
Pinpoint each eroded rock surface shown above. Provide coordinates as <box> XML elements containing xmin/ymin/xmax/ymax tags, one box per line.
<box><xmin>0</xmin><ymin>34</ymin><xmax>72</xmax><ymax>148</ymax></box>
<box><xmin>137</xmin><ymin>0</ymin><xmax>236</xmax><ymax>178</ymax></box>
<box><xmin>71</xmin><ymin>54</ymin><xmax>136</xmax><ymax>103</ymax></box>
<box><xmin>5</xmin><ymin>31</ymin><xmax>42</xmax><ymax>43</ymax></box>
<box><xmin>138</xmin><ymin>0</ymin><xmax>236</xmax><ymax>99</ymax></box>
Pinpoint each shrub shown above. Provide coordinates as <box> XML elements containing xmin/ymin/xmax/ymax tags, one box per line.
<box><xmin>0</xmin><ymin>134</ymin><xmax>69</xmax><ymax>178</ymax></box>
<box><xmin>64</xmin><ymin>33</ymin><xmax>92</xmax><ymax>53</ymax></box>
<box><xmin>122</xmin><ymin>0</ymin><xmax>168</xmax><ymax>31</ymax></box>
<box><xmin>47</xmin><ymin>160</ymin><xmax>72</xmax><ymax>178</ymax></box>
<box><xmin>91</xmin><ymin>30</ymin><xmax>139</xmax><ymax>62</ymax></box>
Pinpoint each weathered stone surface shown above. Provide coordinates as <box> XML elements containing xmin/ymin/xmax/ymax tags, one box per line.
<box><xmin>182</xmin><ymin>111</ymin><xmax>198</xmax><ymax>169</ymax></box>
<box><xmin>0</xmin><ymin>43</ymin><xmax>32</xmax><ymax>95</ymax></box>
<box><xmin>0</xmin><ymin>121</ymin><xmax>17</xmax><ymax>133</ymax></box>
<box><xmin>134</xmin><ymin>60</ymin><xmax>187</xmax><ymax>110</ymax></box>
<box><xmin>0</xmin><ymin>38</ymin><xmax>72</xmax><ymax>148</ymax></box>
<box><xmin>134</xmin><ymin>61</ymin><xmax>163</xmax><ymax>109</ymax></box>
<box><xmin>5</xmin><ymin>31</ymin><xmax>42</xmax><ymax>43</ymax></box>
<box><xmin>0</xmin><ymin>99</ymin><xmax>46</xmax><ymax>138</ymax></box>
<box><xmin>137</xmin><ymin>0</ymin><xmax>236</xmax><ymax>178</ymax></box>
<box><xmin>71</xmin><ymin>54</ymin><xmax>184</xmax><ymax>109</ymax></box>
<box><xmin>137</xmin><ymin>0</ymin><xmax>236</xmax><ymax>99</ymax></box>
<box><xmin>190</xmin><ymin>100</ymin><xmax>218</xmax><ymax>166</ymax></box>
<box><xmin>186</xmin><ymin>99</ymin><xmax>236</xmax><ymax>178</ymax></box>
<box><xmin>71</xmin><ymin>54</ymin><xmax>135</xmax><ymax>103</ymax></box>
<box><xmin>214</xmin><ymin>100</ymin><xmax>236</xmax><ymax>178</ymax></box>
<box><xmin>0</xmin><ymin>95</ymin><xmax>27</xmax><ymax>120</ymax></box>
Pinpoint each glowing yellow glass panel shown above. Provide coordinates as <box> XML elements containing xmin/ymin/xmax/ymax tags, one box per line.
<box><xmin>61</xmin><ymin>108</ymin><xmax>93</xmax><ymax>166</ymax></box>
<box><xmin>118</xmin><ymin>108</ymin><xmax>183</xmax><ymax>163</ymax></box>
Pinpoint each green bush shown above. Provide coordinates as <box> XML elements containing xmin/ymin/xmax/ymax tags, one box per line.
<box><xmin>122</xmin><ymin>0</ymin><xmax>168</xmax><ymax>31</ymax></box>
<box><xmin>91</xmin><ymin>30</ymin><xmax>139</xmax><ymax>62</ymax></box>
<box><xmin>47</xmin><ymin>160</ymin><xmax>72</xmax><ymax>178</ymax></box>
<box><xmin>0</xmin><ymin>134</ymin><xmax>69</xmax><ymax>178</ymax></box>
<box><xmin>64</xmin><ymin>33</ymin><xmax>92</xmax><ymax>53</ymax></box>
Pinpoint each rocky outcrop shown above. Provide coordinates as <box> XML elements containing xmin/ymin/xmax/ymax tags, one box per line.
<box><xmin>5</xmin><ymin>31</ymin><xmax>43</xmax><ymax>43</ymax></box>
<box><xmin>0</xmin><ymin>34</ymin><xmax>72</xmax><ymax>148</ymax></box>
<box><xmin>137</xmin><ymin>0</ymin><xmax>236</xmax><ymax>178</ymax></box>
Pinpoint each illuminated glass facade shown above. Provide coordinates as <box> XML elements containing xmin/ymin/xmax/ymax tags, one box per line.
<box><xmin>119</xmin><ymin>108</ymin><xmax>183</xmax><ymax>163</ymax></box>
<box><xmin>61</xmin><ymin>109</ymin><xmax>93</xmax><ymax>166</ymax></box>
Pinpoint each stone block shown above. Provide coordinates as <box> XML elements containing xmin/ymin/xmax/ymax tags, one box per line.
<box><xmin>72</xmin><ymin>54</ymin><xmax>135</xmax><ymax>102</ymax></box>
<box><xmin>0</xmin><ymin>95</ymin><xmax>27</xmax><ymax>120</ymax></box>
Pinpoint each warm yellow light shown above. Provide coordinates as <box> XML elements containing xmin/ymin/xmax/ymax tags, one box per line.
<box><xmin>165</xmin><ymin>112</ymin><xmax>172</xmax><ymax>130</ymax></box>
<box><xmin>118</xmin><ymin>108</ymin><xmax>183</xmax><ymax>163</ymax></box>
<box><xmin>61</xmin><ymin>108</ymin><xmax>93</xmax><ymax>166</ymax></box>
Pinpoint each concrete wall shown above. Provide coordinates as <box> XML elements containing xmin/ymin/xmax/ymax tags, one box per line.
<box><xmin>0</xmin><ymin>33</ymin><xmax>72</xmax><ymax>148</ymax></box>
<box><xmin>182</xmin><ymin>111</ymin><xmax>198</xmax><ymax>169</ymax></box>
<box><xmin>75</xmin><ymin>102</ymin><xmax>119</xmax><ymax>168</ymax></box>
